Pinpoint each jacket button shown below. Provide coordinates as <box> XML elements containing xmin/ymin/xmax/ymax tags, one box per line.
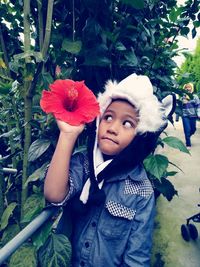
<box><xmin>85</xmin><ymin>241</ymin><xmax>89</xmax><ymax>248</ymax></box>
<box><xmin>91</xmin><ymin>221</ymin><xmax>96</xmax><ymax>227</ymax></box>
<box><xmin>80</xmin><ymin>261</ymin><xmax>85</xmax><ymax>266</ymax></box>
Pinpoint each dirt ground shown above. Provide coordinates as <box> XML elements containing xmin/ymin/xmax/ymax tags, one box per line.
<box><xmin>151</xmin><ymin>119</ymin><xmax>200</xmax><ymax>267</ymax></box>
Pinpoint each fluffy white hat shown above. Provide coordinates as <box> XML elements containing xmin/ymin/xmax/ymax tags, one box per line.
<box><xmin>80</xmin><ymin>73</ymin><xmax>172</xmax><ymax>204</ymax></box>
<box><xmin>98</xmin><ymin>73</ymin><xmax>166</xmax><ymax>134</ymax></box>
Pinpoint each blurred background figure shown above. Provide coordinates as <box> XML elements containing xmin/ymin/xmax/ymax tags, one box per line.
<box><xmin>180</xmin><ymin>83</ymin><xmax>199</xmax><ymax>148</ymax></box>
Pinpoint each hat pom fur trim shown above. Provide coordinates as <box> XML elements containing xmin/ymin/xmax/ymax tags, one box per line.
<box><xmin>98</xmin><ymin>73</ymin><xmax>166</xmax><ymax>134</ymax></box>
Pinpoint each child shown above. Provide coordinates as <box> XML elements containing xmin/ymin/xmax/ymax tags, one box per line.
<box><xmin>181</xmin><ymin>83</ymin><xmax>199</xmax><ymax>148</ymax></box>
<box><xmin>44</xmin><ymin>73</ymin><xmax>173</xmax><ymax>267</ymax></box>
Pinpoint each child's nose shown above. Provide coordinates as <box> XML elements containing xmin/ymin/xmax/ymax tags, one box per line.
<box><xmin>107</xmin><ymin>121</ymin><xmax>119</xmax><ymax>134</ymax></box>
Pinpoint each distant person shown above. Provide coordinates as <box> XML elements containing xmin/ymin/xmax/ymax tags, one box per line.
<box><xmin>181</xmin><ymin>83</ymin><xmax>199</xmax><ymax>148</ymax></box>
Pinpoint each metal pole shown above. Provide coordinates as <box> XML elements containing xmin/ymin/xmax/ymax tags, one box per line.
<box><xmin>2</xmin><ymin>167</ymin><xmax>17</xmax><ymax>174</ymax></box>
<box><xmin>0</xmin><ymin>207</ymin><xmax>58</xmax><ymax>265</ymax></box>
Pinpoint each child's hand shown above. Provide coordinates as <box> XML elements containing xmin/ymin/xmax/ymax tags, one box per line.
<box><xmin>56</xmin><ymin>119</ymin><xmax>85</xmax><ymax>136</ymax></box>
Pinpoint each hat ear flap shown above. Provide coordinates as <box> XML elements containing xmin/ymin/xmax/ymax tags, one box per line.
<box><xmin>162</xmin><ymin>93</ymin><xmax>176</xmax><ymax>121</ymax></box>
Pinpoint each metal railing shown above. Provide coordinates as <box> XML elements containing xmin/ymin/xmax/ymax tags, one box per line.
<box><xmin>0</xmin><ymin>162</ymin><xmax>59</xmax><ymax>264</ymax></box>
<box><xmin>1</xmin><ymin>167</ymin><xmax>18</xmax><ymax>174</ymax></box>
<box><xmin>0</xmin><ymin>206</ymin><xmax>58</xmax><ymax>265</ymax></box>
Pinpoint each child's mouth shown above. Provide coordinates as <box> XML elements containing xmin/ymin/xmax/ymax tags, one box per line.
<box><xmin>102</xmin><ymin>137</ymin><xmax>118</xmax><ymax>145</ymax></box>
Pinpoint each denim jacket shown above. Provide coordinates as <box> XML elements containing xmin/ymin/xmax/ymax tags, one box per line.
<box><xmin>57</xmin><ymin>151</ymin><xmax>155</xmax><ymax>267</ymax></box>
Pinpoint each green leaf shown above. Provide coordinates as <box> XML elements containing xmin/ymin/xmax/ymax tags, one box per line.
<box><xmin>115</xmin><ymin>42</ymin><xmax>126</xmax><ymax>51</ymax></box>
<box><xmin>21</xmin><ymin>194</ymin><xmax>45</xmax><ymax>223</ymax></box>
<box><xmin>192</xmin><ymin>27</ymin><xmax>197</xmax><ymax>38</ymax></box>
<box><xmin>62</xmin><ymin>39</ymin><xmax>82</xmax><ymax>54</ymax></box>
<box><xmin>153</xmin><ymin>177</ymin><xmax>178</xmax><ymax>201</ymax></box>
<box><xmin>41</xmin><ymin>72</ymin><xmax>54</xmax><ymax>88</ymax></box>
<box><xmin>169</xmin><ymin>8</ymin><xmax>179</xmax><ymax>22</ymax></box>
<box><xmin>0</xmin><ymin>202</ymin><xmax>17</xmax><ymax>231</ymax></box>
<box><xmin>83</xmin><ymin>45</ymin><xmax>111</xmax><ymax>66</ymax></box>
<box><xmin>38</xmin><ymin>233</ymin><xmax>72</xmax><ymax>267</ymax></box>
<box><xmin>0</xmin><ymin>81</ymin><xmax>12</xmax><ymax>95</ymax></box>
<box><xmin>144</xmin><ymin>154</ymin><xmax>169</xmax><ymax>179</ymax></box>
<box><xmin>28</xmin><ymin>139</ymin><xmax>51</xmax><ymax>162</ymax></box>
<box><xmin>84</xmin><ymin>55</ymin><xmax>111</xmax><ymax>66</ymax></box>
<box><xmin>24</xmin><ymin>162</ymin><xmax>49</xmax><ymax>188</ymax></box>
<box><xmin>162</xmin><ymin>136</ymin><xmax>190</xmax><ymax>153</ymax></box>
<box><xmin>120</xmin><ymin>0</ymin><xmax>144</xmax><ymax>9</ymax></box>
<box><xmin>1</xmin><ymin>224</ymin><xmax>20</xmax><ymax>245</ymax></box>
<box><xmin>74</xmin><ymin>145</ymin><xmax>87</xmax><ymax>154</ymax></box>
<box><xmin>32</xmin><ymin>185</ymin><xmax>42</xmax><ymax>194</ymax></box>
<box><xmin>122</xmin><ymin>51</ymin><xmax>138</xmax><ymax>67</ymax></box>
<box><xmin>180</xmin><ymin>27</ymin><xmax>190</xmax><ymax>36</ymax></box>
<box><xmin>13</xmin><ymin>51</ymin><xmax>43</xmax><ymax>62</ymax></box>
<box><xmin>193</xmin><ymin>21</ymin><xmax>200</xmax><ymax>27</ymax></box>
<box><xmin>0</xmin><ymin>128</ymin><xmax>16</xmax><ymax>138</ymax></box>
<box><xmin>8</xmin><ymin>245</ymin><xmax>37</xmax><ymax>267</ymax></box>
<box><xmin>32</xmin><ymin>220</ymin><xmax>53</xmax><ymax>250</ymax></box>
<box><xmin>166</xmin><ymin>171</ymin><xmax>178</xmax><ymax>177</ymax></box>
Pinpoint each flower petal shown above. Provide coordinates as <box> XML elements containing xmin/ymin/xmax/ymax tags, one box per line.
<box><xmin>54</xmin><ymin>110</ymin><xmax>85</xmax><ymax>126</ymax></box>
<box><xmin>40</xmin><ymin>91</ymin><xmax>64</xmax><ymax>113</ymax></box>
<box><xmin>49</xmin><ymin>79</ymin><xmax>74</xmax><ymax>96</ymax></box>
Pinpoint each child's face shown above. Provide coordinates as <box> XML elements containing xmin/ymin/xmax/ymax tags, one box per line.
<box><xmin>98</xmin><ymin>100</ymin><xmax>139</xmax><ymax>156</ymax></box>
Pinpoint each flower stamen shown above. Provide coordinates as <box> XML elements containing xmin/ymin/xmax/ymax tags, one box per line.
<box><xmin>65</xmin><ymin>86</ymin><xmax>79</xmax><ymax>111</ymax></box>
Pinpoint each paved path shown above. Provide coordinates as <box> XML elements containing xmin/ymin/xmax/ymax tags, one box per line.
<box><xmin>151</xmin><ymin>119</ymin><xmax>200</xmax><ymax>267</ymax></box>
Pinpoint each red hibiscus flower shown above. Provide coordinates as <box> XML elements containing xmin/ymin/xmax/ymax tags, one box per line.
<box><xmin>40</xmin><ymin>79</ymin><xmax>100</xmax><ymax>125</ymax></box>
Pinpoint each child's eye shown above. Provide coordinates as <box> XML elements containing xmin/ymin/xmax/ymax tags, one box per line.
<box><xmin>123</xmin><ymin>121</ymin><xmax>133</xmax><ymax>129</ymax></box>
<box><xmin>104</xmin><ymin>115</ymin><xmax>113</xmax><ymax>122</ymax></box>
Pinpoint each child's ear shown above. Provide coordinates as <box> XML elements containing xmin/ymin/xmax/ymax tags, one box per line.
<box><xmin>162</xmin><ymin>93</ymin><xmax>176</xmax><ymax>119</ymax></box>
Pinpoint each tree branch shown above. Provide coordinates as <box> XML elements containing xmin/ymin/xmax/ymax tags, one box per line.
<box><xmin>23</xmin><ymin>0</ymin><xmax>31</xmax><ymax>62</ymax></box>
<box><xmin>42</xmin><ymin>0</ymin><xmax>54</xmax><ymax>59</ymax></box>
<box><xmin>37</xmin><ymin>0</ymin><xmax>44</xmax><ymax>51</ymax></box>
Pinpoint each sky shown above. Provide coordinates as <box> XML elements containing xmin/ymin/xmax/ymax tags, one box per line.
<box><xmin>174</xmin><ymin>0</ymin><xmax>200</xmax><ymax>67</ymax></box>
